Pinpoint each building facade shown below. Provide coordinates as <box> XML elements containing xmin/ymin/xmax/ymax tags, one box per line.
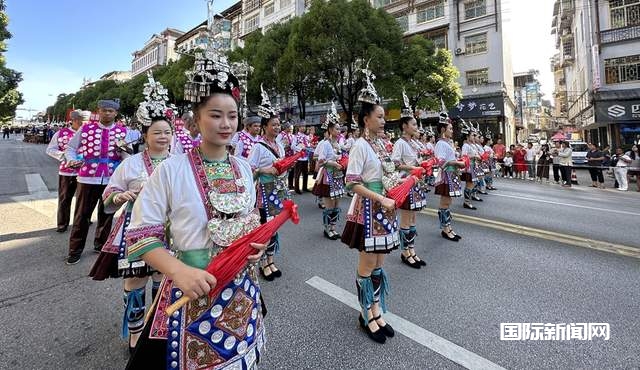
<box><xmin>551</xmin><ymin>0</ymin><xmax>640</xmax><ymax>149</ymax></box>
<box><xmin>209</xmin><ymin>0</ymin><xmax>515</xmax><ymax>143</ymax></box>
<box><xmin>378</xmin><ymin>0</ymin><xmax>515</xmax><ymax>145</ymax></box>
<box><xmin>131</xmin><ymin>28</ymin><xmax>185</xmax><ymax>77</ymax></box>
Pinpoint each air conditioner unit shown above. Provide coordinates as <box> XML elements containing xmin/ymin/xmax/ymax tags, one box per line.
<box><xmin>455</xmin><ymin>48</ymin><xmax>466</xmax><ymax>56</ymax></box>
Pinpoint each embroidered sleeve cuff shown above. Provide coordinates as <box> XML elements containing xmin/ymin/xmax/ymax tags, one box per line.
<box><xmin>103</xmin><ymin>186</ymin><xmax>124</xmax><ymax>205</ymax></box>
<box><xmin>345</xmin><ymin>174</ymin><xmax>363</xmax><ymax>190</ymax></box>
<box><xmin>127</xmin><ymin>237</ymin><xmax>165</xmax><ymax>261</ymax></box>
<box><xmin>126</xmin><ymin>224</ymin><xmax>166</xmax><ymax>260</ymax></box>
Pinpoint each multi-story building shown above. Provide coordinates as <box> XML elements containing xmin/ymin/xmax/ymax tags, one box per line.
<box><xmin>551</xmin><ymin>0</ymin><xmax>640</xmax><ymax>149</ymax></box>
<box><xmin>131</xmin><ymin>28</ymin><xmax>185</xmax><ymax>77</ymax></box>
<box><xmin>380</xmin><ymin>0</ymin><xmax>516</xmax><ymax>144</ymax></box>
<box><xmin>206</xmin><ymin>0</ymin><xmax>515</xmax><ymax>142</ymax></box>
<box><xmin>100</xmin><ymin>70</ymin><xmax>132</xmax><ymax>83</ymax></box>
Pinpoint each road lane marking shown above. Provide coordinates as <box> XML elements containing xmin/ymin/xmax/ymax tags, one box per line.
<box><xmin>420</xmin><ymin>209</ymin><xmax>640</xmax><ymax>259</ymax></box>
<box><xmin>306</xmin><ymin>276</ymin><xmax>506</xmax><ymax>370</ymax></box>
<box><xmin>9</xmin><ymin>191</ymin><xmax>59</xmax><ymax>219</ymax></box>
<box><xmin>488</xmin><ymin>193</ymin><xmax>640</xmax><ymax>216</ymax></box>
<box><xmin>25</xmin><ymin>173</ymin><xmax>49</xmax><ymax>194</ymax></box>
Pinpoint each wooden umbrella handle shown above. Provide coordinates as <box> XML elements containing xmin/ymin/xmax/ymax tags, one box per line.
<box><xmin>165</xmin><ymin>296</ymin><xmax>190</xmax><ymax>316</ymax></box>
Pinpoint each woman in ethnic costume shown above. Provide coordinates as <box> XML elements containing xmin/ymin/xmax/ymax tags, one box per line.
<box><xmin>89</xmin><ymin>72</ymin><xmax>173</xmax><ymax>353</ymax></box>
<box><xmin>391</xmin><ymin>91</ymin><xmax>427</xmax><ymax>269</ymax></box>
<box><xmin>434</xmin><ymin>113</ymin><xmax>465</xmax><ymax>242</ymax></box>
<box><xmin>341</xmin><ymin>68</ymin><xmax>400</xmax><ymax>344</ymax></box>
<box><xmin>459</xmin><ymin>120</ymin><xmax>482</xmax><ymax>209</ymax></box>
<box><xmin>248</xmin><ymin>85</ymin><xmax>288</xmax><ymax>282</ymax></box>
<box><xmin>125</xmin><ymin>52</ymin><xmax>267</xmax><ymax>370</ymax></box>
<box><xmin>313</xmin><ymin>102</ymin><xmax>346</xmax><ymax>240</ymax></box>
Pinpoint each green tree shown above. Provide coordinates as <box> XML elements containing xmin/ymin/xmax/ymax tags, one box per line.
<box><xmin>390</xmin><ymin>36</ymin><xmax>461</xmax><ymax>113</ymax></box>
<box><xmin>301</xmin><ymin>0</ymin><xmax>403</xmax><ymax>125</ymax></box>
<box><xmin>0</xmin><ymin>8</ymin><xmax>24</xmax><ymax>123</ymax></box>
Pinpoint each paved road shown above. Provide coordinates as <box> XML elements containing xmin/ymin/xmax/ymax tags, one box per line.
<box><xmin>1</xmin><ymin>137</ymin><xmax>639</xmax><ymax>369</ymax></box>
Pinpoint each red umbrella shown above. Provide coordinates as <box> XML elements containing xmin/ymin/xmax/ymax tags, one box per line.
<box><xmin>551</xmin><ymin>132</ymin><xmax>566</xmax><ymax>142</ymax></box>
<box><xmin>420</xmin><ymin>158</ymin><xmax>438</xmax><ymax>176</ymax></box>
<box><xmin>338</xmin><ymin>155</ymin><xmax>349</xmax><ymax>170</ymax></box>
<box><xmin>387</xmin><ymin>168</ymin><xmax>424</xmax><ymax>208</ymax></box>
<box><xmin>165</xmin><ymin>200</ymin><xmax>300</xmax><ymax>315</ymax></box>
<box><xmin>273</xmin><ymin>151</ymin><xmax>305</xmax><ymax>175</ymax></box>
<box><xmin>480</xmin><ymin>151</ymin><xmax>490</xmax><ymax>161</ymax></box>
<box><xmin>461</xmin><ymin>155</ymin><xmax>471</xmax><ymax>170</ymax></box>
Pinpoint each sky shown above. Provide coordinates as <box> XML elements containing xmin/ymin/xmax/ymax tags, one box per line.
<box><xmin>6</xmin><ymin>0</ymin><xmax>556</xmax><ymax>118</ymax></box>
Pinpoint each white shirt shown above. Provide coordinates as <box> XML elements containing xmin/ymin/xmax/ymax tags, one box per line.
<box><xmin>128</xmin><ymin>128</ymin><xmax>142</xmax><ymax>143</ymax></box>
<box><xmin>525</xmin><ymin>148</ymin><xmax>536</xmax><ymax>161</ymax></box>
<box><xmin>127</xmin><ymin>153</ymin><xmax>256</xmax><ymax>253</ymax></box>
<box><xmin>435</xmin><ymin>138</ymin><xmax>457</xmax><ymax>163</ymax></box>
<box><xmin>248</xmin><ymin>139</ymin><xmax>285</xmax><ymax>170</ymax></box>
<box><xmin>345</xmin><ymin>137</ymin><xmax>382</xmax><ymax>184</ymax></box>
<box><xmin>317</xmin><ymin>139</ymin><xmax>339</xmax><ymax>163</ymax></box>
<box><xmin>391</xmin><ymin>138</ymin><xmax>419</xmax><ymax>167</ymax></box>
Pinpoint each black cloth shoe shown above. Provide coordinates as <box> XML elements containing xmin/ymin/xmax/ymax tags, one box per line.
<box><xmin>478</xmin><ymin>191</ymin><xmax>489</xmax><ymax>195</ymax></box>
<box><xmin>359</xmin><ymin>315</ymin><xmax>386</xmax><ymax>344</ymax></box>
<box><xmin>56</xmin><ymin>226</ymin><xmax>67</xmax><ymax>233</ymax></box>
<box><xmin>65</xmin><ymin>255</ymin><xmax>81</xmax><ymax>265</ymax></box>
<box><xmin>401</xmin><ymin>254</ymin><xmax>421</xmax><ymax>269</ymax></box>
<box><xmin>471</xmin><ymin>196</ymin><xmax>483</xmax><ymax>201</ymax></box>
<box><xmin>260</xmin><ymin>266</ymin><xmax>275</xmax><ymax>281</ymax></box>
<box><xmin>463</xmin><ymin>203</ymin><xmax>477</xmax><ymax>210</ymax></box>
<box><xmin>373</xmin><ymin>315</ymin><xmax>395</xmax><ymax>337</ymax></box>
<box><xmin>441</xmin><ymin>231</ymin><xmax>459</xmax><ymax>242</ymax></box>
<box><xmin>268</xmin><ymin>263</ymin><xmax>282</xmax><ymax>278</ymax></box>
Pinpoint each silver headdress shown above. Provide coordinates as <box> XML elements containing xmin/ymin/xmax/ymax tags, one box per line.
<box><xmin>485</xmin><ymin>127</ymin><xmax>492</xmax><ymax>139</ymax></box>
<box><xmin>459</xmin><ymin>119</ymin><xmax>471</xmax><ymax>135</ymax></box>
<box><xmin>400</xmin><ymin>89</ymin><xmax>413</xmax><ymax>118</ymax></box>
<box><xmin>322</xmin><ymin>101</ymin><xmax>341</xmax><ymax>130</ymax></box>
<box><xmin>426</xmin><ymin>126</ymin><xmax>436</xmax><ymax>137</ymax></box>
<box><xmin>183</xmin><ymin>2</ymin><xmax>240</xmax><ymax>104</ymax></box>
<box><xmin>439</xmin><ymin>97</ymin><xmax>449</xmax><ymax>124</ymax></box>
<box><xmin>357</xmin><ymin>61</ymin><xmax>379</xmax><ymax>105</ymax></box>
<box><xmin>257</xmin><ymin>84</ymin><xmax>278</xmax><ymax>119</ymax></box>
<box><xmin>136</xmin><ymin>71</ymin><xmax>171</xmax><ymax>128</ymax></box>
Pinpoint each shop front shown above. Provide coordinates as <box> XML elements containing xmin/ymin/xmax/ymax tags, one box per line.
<box><xmin>593</xmin><ymin>94</ymin><xmax>640</xmax><ymax>149</ymax></box>
<box><xmin>448</xmin><ymin>95</ymin><xmax>514</xmax><ymax>146</ymax></box>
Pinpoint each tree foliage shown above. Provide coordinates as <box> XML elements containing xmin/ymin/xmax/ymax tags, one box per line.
<box><xmin>389</xmin><ymin>36</ymin><xmax>461</xmax><ymax>112</ymax></box>
<box><xmin>46</xmin><ymin>55</ymin><xmax>194</xmax><ymax>120</ymax></box>
<box><xmin>0</xmin><ymin>6</ymin><xmax>24</xmax><ymax>123</ymax></box>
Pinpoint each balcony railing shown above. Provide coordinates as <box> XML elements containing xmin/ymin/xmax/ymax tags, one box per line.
<box><xmin>600</xmin><ymin>25</ymin><xmax>640</xmax><ymax>44</ymax></box>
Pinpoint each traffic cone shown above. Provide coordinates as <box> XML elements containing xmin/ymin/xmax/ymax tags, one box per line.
<box><xmin>571</xmin><ymin>169</ymin><xmax>578</xmax><ymax>185</ymax></box>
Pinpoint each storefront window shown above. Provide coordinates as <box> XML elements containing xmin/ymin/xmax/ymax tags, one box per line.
<box><xmin>619</xmin><ymin>123</ymin><xmax>640</xmax><ymax>146</ymax></box>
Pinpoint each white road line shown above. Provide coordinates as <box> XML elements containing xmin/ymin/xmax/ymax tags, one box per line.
<box><xmin>490</xmin><ymin>193</ymin><xmax>640</xmax><ymax>216</ymax></box>
<box><xmin>25</xmin><ymin>173</ymin><xmax>49</xmax><ymax>194</ymax></box>
<box><xmin>306</xmin><ymin>276</ymin><xmax>506</xmax><ymax>370</ymax></box>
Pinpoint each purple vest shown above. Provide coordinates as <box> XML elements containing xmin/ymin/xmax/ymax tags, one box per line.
<box><xmin>239</xmin><ymin>130</ymin><xmax>257</xmax><ymax>158</ymax></box>
<box><xmin>175</xmin><ymin>126</ymin><xmax>199</xmax><ymax>152</ymax></box>
<box><xmin>57</xmin><ymin>127</ymin><xmax>77</xmax><ymax>175</ymax></box>
<box><xmin>77</xmin><ymin>122</ymin><xmax>127</xmax><ymax>179</ymax></box>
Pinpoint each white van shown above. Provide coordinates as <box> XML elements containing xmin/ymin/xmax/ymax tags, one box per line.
<box><xmin>569</xmin><ymin>141</ymin><xmax>589</xmax><ymax>167</ymax></box>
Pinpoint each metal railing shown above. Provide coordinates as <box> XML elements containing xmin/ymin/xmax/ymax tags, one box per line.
<box><xmin>600</xmin><ymin>25</ymin><xmax>640</xmax><ymax>44</ymax></box>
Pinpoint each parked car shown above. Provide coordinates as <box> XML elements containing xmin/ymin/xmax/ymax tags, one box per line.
<box><xmin>569</xmin><ymin>141</ymin><xmax>589</xmax><ymax>167</ymax></box>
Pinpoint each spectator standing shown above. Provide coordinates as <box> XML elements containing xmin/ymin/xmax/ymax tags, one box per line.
<box><xmin>503</xmin><ymin>151</ymin><xmax>514</xmax><ymax>178</ymax></box>
<box><xmin>586</xmin><ymin>143</ymin><xmax>605</xmax><ymax>188</ymax></box>
<box><xmin>493</xmin><ymin>139</ymin><xmax>506</xmax><ymax>177</ymax></box>
<box><xmin>550</xmin><ymin>141</ymin><xmax>562</xmax><ymax>184</ymax></box>
<box><xmin>127</xmin><ymin>123</ymin><xmax>142</xmax><ymax>154</ymax></box>
<box><xmin>513</xmin><ymin>144</ymin><xmax>527</xmax><ymax>179</ymax></box>
<box><xmin>525</xmin><ymin>142</ymin><xmax>536</xmax><ymax>180</ymax></box>
<box><xmin>628</xmin><ymin>145</ymin><xmax>640</xmax><ymax>191</ymax></box>
<box><xmin>558</xmin><ymin>141</ymin><xmax>573</xmax><ymax>187</ymax></box>
<box><xmin>613</xmin><ymin>147</ymin><xmax>632</xmax><ymax>191</ymax></box>
<box><xmin>536</xmin><ymin>144</ymin><xmax>551</xmax><ymax>182</ymax></box>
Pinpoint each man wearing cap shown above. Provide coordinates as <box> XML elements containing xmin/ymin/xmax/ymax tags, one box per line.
<box><xmin>230</xmin><ymin>115</ymin><xmax>261</xmax><ymax>159</ymax></box>
<box><xmin>46</xmin><ymin>110</ymin><xmax>85</xmax><ymax>232</ymax></box>
<box><xmin>64</xmin><ymin>99</ymin><xmax>131</xmax><ymax>265</ymax></box>
<box><xmin>292</xmin><ymin>121</ymin><xmax>311</xmax><ymax>194</ymax></box>
<box><xmin>277</xmin><ymin>120</ymin><xmax>296</xmax><ymax>189</ymax></box>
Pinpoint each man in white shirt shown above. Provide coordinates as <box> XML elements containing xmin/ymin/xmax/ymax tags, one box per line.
<box><xmin>127</xmin><ymin>123</ymin><xmax>142</xmax><ymax>153</ymax></box>
<box><xmin>525</xmin><ymin>142</ymin><xmax>536</xmax><ymax>180</ymax></box>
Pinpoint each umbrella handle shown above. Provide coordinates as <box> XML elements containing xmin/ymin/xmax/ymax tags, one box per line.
<box><xmin>165</xmin><ymin>296</ymin><xmax>190</xmax><ymax>316</ymax></box>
